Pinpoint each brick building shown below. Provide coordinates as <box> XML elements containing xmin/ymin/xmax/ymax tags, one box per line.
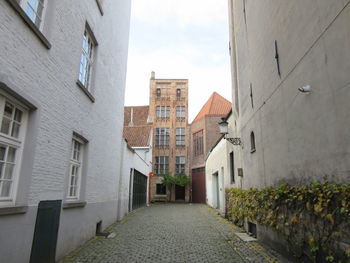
<box><xmin>0</xmin><ymin>0</ymin><xmax>131</xmax><ymax>262</ymax></box>
<box><xmin>190</xmin><ymin>92</ymin><xmax>232</xmax><ymax>203</ymax></box>
<box><xmin>148</xmin><ymin>72</ymin><xmax>190</xmax><ymax>202</ymax></box>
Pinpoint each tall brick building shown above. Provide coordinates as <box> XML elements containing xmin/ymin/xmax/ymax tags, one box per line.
<box><xmin>148</xmin><ymin>72</ymin><xmax>190</xmax><ymax>202</ymax></box>
<box><xmin>190</xmin><ymin>92</ymin><xmax>232</xmax><ymax>203</ymax></box>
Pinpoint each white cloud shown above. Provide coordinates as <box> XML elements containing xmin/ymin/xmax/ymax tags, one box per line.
<box><xmin>125</xmin><ymin>45</ymin><xmax>232</xmax><ymax>122</ymax></box>
<box><xmin>131</xmin><ymin>0</ymin><xmax>228</xmax><ymax>26</ymax></box>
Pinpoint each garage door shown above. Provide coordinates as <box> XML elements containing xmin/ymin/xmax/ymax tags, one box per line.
<box><xmin>132</xmin><ymin>170</ymin><xmax>147</xmax><ymax>210</ymax></box>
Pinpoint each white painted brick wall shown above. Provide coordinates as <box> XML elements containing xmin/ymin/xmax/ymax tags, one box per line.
<box><xmin>0</xmin><ymin>0</ymin><xmax>131</xmax><ymax>205</ymax></box>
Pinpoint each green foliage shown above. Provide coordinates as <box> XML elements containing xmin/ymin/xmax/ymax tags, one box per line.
<box><xmin>161</xmin><ymin>173</ymin><xmax>190</xmax><ymax>187</ymax></box>
<box><xmin>226</xmin><ymin>182</ymin><xmax>350</xmax><ymax>263</ymax></box>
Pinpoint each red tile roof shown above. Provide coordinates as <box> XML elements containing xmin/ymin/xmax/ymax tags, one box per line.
<box><xmin>192</xmin><ymin>92</ymin><xmax>232</xmax><ymax>123</ymax></box>
<box><xmin>123</xmin><ymin>125</ymin><xmax>152</xmax><ymax>147</ymax></box>
<box><xmin>124</xmin><ymin>106</ymin><xmax>150</xmax><ymax>126</ymax></box>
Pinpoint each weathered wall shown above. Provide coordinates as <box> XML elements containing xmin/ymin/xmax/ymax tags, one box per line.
<box><xmin>0</xmin><ymin>0</ymin><xmax>131</xmax><ymax>261</ymax></box>
<box><xmin>228</xmin><ymin>0</ymin><xmax>350</xmax><ymax>256</ymax></box>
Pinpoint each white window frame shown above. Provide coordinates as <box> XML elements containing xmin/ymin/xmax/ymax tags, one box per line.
<box><xmin>176</xmin><ymin>106</ymin><xmax>185</xmax><ymax>119</ymax></box>
<box><xmin>67</xmin><ymin>137</ymin><xmax>84</xmax><ymax>200</ymax></box>
<box><xmin>155</xmin><ymin>128</ymin><xmax>170</xmax><ymax>146</ymax></box>
<box><xmin>176</xmin><ymin>128</ymin><xmax>185</xmax><ymax>146</ymax></box>
<box><xmin>78</xmin><ymin>28</ymin><xmax>95</xmax><ymax>91</ymax></box>
<box><xmin>19</xmin><ymin>0</ymin><xmax>47</xmax><ymax>30</ymax></box>
<box><xmin>156</xmin><ymin>106</ymin><xmax>170</xmax><ymax>118</ymax></box>
<box><xmin>0</xmin><ymin>93</ymin><xmax>28</xmax><ymax>206</ymax></box>
<box><xmin>155</xmin><ymin>156</ymin><xmax>169</xmax><ymax>175</ymax></box>
<box><xmin>175</xmin><ymin>156</ymin><xmax>185</xmax><ymax>175</ymax></box>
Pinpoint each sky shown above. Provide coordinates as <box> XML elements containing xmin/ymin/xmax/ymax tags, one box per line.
<box><xmin>124</xmin><ymin>0</ymin><xmax>232</xmax><ymax>122</ymax></box>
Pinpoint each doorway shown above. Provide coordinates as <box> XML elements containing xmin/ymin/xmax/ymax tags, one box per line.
<box><xmin>175</xmin><ymin>185</ymin><xmax>185</xmax><ymax>201</ymax></box>
<box><xmin>212</xmin><ymin>172</ymin><xmax>220</xmax><ymax>209</ymax></box>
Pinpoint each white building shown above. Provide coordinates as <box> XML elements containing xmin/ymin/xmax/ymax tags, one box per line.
<box><xmin>0</xmin><ymin>0</ymin><xmax>131</xmax><ymax>262</ymax></box>
<box><xmin>206</xmin><ymin>111</ymin><xmax>236</xmax><ymax>215</ymax></box>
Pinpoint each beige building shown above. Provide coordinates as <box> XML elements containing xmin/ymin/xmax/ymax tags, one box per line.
<box><xmin>228</xmin><ymin>0</ymin><xmax>350</xmax><ymax>252</ymax></box>
<box><xmin>148</xmin><ymin>72</ymin><xmax>190</xmax><ymax>202</ymax></box>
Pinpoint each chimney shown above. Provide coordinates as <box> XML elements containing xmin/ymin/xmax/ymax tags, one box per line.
<box><xmin>151</xmin><ymin>71</ymin><xmax>155</xmax><ymax>80</ymax></box>
<box><xmin>129</xmin><ymin>107</ymin><xmax>134</xmax><ymax>126</ymax></box>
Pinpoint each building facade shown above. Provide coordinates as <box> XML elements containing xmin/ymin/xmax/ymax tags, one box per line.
<box><xmin>190</xmin><ymin>92</ymin><xmax>232</xmax><ymax>203</ymax></box>
<box><xmin>228</xmin><ymin>0</ymin><xmax>350</xmax><ymax>252</ymax></box>
<box><xmin>121</xmin><ymin>106</ymin><xmax>153</xmax><ymax>216</ymax></box>
<box><xmin>0</xmin><ymin>0</ymin><xmax>131</xmax><ymax>262</ymax></box>
<box><xmin>148</xmin><ymin>72</ymin><xmax>190</xmax><ymax>202</ymax></box>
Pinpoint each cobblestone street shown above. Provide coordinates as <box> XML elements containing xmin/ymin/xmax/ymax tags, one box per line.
<box><xmin>60</xmin><ymin>204</ymin><xmax>289</xmax><ymax>263</ymax></box>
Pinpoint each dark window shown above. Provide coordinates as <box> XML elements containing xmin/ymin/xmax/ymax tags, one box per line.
<box><xmin>250</xmin><ymin>131</ymin><xmax>256</xmax><ymax>153</ymax></box>
<box><xmin>156</xmin><ymin>184</ymin><xmax>166</xmax><ymax>195</ymax></box>
<box><xmin>155</xmin><ymin>156</ymin><xmax>169</xmax><ymax>175</ymax></box>
<box><xmin>156</xmin><ymin>88</ymin><xmax>161</xmax><ymax>97</ymax></box>
<box><xmin>155</xmin><ymin>128</ymin><xmax>170</xmax><ymax>146</ymax></box>
<box><xmin>176</xmin><ymin>88</ymin><xmax>181</xmax><ymax>98</ymax></box>
<box><xmin>229</xmin><ymin>152</ymin><xmax>235</xmax><ymax>183</ymax></box>
<box><xmin>193</xmin><ymin>130</ymin><xmax>204</xmax><ymax>156</ymax></box>
<box><xmin>175</xmin><ymin>156</ymin><xmax>185</xmax><ymax>175</ymax></box>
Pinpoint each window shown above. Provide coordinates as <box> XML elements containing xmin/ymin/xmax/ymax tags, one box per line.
<box><xmin>155</xmin><ymin>128</ymin><xmax>170</xmax><ymax>146</ymax></box>
<box><xmin>0</xmin><ymin>96</ymin><xmax>28</xmax><ymax>203</ymax></box>
<box><xmin>176</xmin><ymin>88</ymin><xmax>181</xmax><ymax>98</ymax></box>
<box><xmin>67</xmin><ymin>137</ymin><xmax>84</xmax><ymax>199</ymax></box>
<box><xmin>193</xmin><ymin>130</ymin><xmax>204</xmax><ymax>156</ymax></box>
<box><xmin>176</xmin><ymin>106</ymin><xmax>185</xmax><ymax>119</ymax></box>
<box><xmin>229</xmin><ymin>152</ymin><xmax>235</xmax><ymax>183</ymax></box>
<box><xmin>250</xmin><ymin>131</ymin><xmax>256</xmax><ymax>153</ymax></box>
<box><xmin>176</xmin><ymin>128</ymin><xmax>185</xmax><ymax>146</ymax></box>
<box><xmin>156</xmin><ymin>88</ymin><xmax>161</xmax><ymax>97</ymax></box>
<box><xmin>175</xmin><ymin>156</ymin><xmax>185</xmax><ymax>175</ymax></box>
<box><xmin>78</xmin><ymin>27</ymin><xmax>96</xmax><ymax>91</ymax></box>
<box><xmin>19</xmin><ymin>0</ymin><xmax>45</xmax><ymax>28</ymax></box>
<box><xmin>156</xmin><ymin>106</ymin><xmax>170</xmax><ymax>118</ymax></box>
<box><xmin>155</xmin><ymin>156</ymin><xmax>169</xmax><ymax>175</ymax></box>
<box><xmin>156</xmin><ymin>184</ymin><xmax>166</xmax><ymax>195</ymax></box>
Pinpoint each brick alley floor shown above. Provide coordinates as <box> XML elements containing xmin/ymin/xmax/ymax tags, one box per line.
<box><xmin>60</xmin><ymin>204</ymin><xmax>291</xmax><ymax>263</ymax></box>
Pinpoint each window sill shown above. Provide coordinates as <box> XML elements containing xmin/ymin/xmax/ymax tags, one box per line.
<box><xmin>0</xmin><ymin>205</ymin><xmax>28</xmax><ymax>216</ymax></box>
<box><xmin>5</xmin><ymin>0</ymin><xmax>51</xmax><ymax>49</ymax></box>
<box><xmin>76</xmin><ymin>80</ymin><xmax>95</xmax><ymax>103</ymax></box>
<box><xmin>62</xmin><ymin>201</ymin><xmax>86</xmax><ymax>209</ymax></box>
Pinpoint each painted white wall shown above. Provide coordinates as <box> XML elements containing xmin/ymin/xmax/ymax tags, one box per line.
<box><xmin>118</xmin><ymin>141</ymin><xmax>152</xmax><ymax>220</ymax></box>
<box><xmin>0</xmin><ymin>0</ymin><xmax>131</xmax><ymax>262</ymax></box>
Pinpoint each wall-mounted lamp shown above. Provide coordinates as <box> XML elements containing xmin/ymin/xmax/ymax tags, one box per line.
<box><xmin>298</xmin><ymin>85</ymin><xmax>311</xmax><ymax>93</ymax></box>
<box><xmin>218</xmin><ymin>118</ymin><xmax>242</xmax><ymax>146</ymax></box>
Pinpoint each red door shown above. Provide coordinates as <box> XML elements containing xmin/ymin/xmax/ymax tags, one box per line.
<box><xmin>192</xmin><ymin>167</ymin><xmax>206</xmax><ymax>203</ymax></box>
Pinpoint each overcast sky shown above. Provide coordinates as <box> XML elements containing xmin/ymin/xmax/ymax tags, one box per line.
<box><xmin>124</xmin><ymin>0</ymin><xmax>232</xmax><ymax>122</ymax></box>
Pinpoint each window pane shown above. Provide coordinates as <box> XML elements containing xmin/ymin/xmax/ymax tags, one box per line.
<box><xmin>0</xmin><ymin>163</ymin><xmax>4</xmax><ymax>179</ymax></box>
<box><xmin>0</xmin><ymin>181</ymin><xmax>12</xmax><ymax>197</ymax></box>
<box><xmin>11</xmin><ymin>122</ymin><xmax>20</xmax><ymax>138</ymax></box>
<box><xmin>7</xmin><ymin>147</ymin><xmax>16</xmax><ymax>163</ymax></box>
<box><xmin>1</xmin><ymin>117</ymin><xmax>11</xmax><ymax>135</ymax></box>
<box><xmin>4</xmin><ymin>164</ymin><xmax>14</xmax><ymax>179</ymax></box>
<box><xmin>14</xmin><ymin>109</ymin><xmax>22</xmax><ymax>122</ymax></box>
<box><xmin>0</xmin><ymin>146</ymin><xmax>6</xmax><ymax>161</ymax></box>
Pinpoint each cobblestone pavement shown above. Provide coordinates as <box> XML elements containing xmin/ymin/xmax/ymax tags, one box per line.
<box><xmin>60</xmin><ymin>204</ymin><xmax>290</xmax><ymax>263</ymax></box>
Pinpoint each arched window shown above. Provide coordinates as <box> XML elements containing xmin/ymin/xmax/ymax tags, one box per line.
<box><xmin>250</xmin><ymin>131</ymin><xmax>256</xmax><ymax>153</ymax></box>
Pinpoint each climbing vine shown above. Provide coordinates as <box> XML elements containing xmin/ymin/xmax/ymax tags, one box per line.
<box><xmin>226</xmin><ymin>182</ymin><xmax>350</xmax><ymax>262</ymax></box>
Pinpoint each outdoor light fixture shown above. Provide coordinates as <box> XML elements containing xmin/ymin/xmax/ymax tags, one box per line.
<box><xmin>218</xmin><ymin>118</ymin><xmax>242</xmax><ymax>146</ymax></box>
<box><xmin>298</xmin><ymin>85</ymin><xmax>311</xmax><ymax>93</ymax></box>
